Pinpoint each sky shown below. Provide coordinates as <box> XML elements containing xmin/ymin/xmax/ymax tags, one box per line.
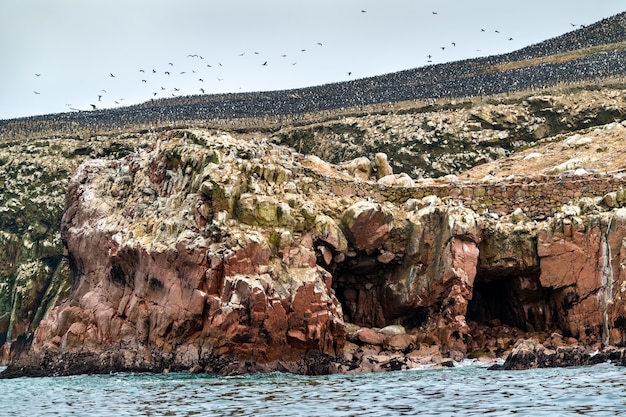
<box><xmin>1</xmin><ymin>1</ymin><xmax>625</xmax><ymax>120</ymax></box>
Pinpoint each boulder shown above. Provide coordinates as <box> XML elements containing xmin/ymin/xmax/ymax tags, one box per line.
<box><xmin>357</xmin><ymin>328</ymin><xmax>385</xmax><ymax>346</ymax></box>
<box><xmin>374</xmin><ymin>153</ymin><xmax>393</xmax><ymax>179</ymax></box>
<box><xmin>341</xmin><ymin>201</ymin><xmax>393</xmax><ymax>254</ymax></box>
<box><xmin>342</xmin><ymin>157</ymin><xmax>373</xmax><ymax>181</ymax></box>
<box><xmin>383</xmin><ymin>334</ymin><xmax>416</xmax><ymax>351</ymax></box>
<box><xmin>379</xmin><ymin>324</ymin><xmax>406</xmax><ymax>336</ymax></box>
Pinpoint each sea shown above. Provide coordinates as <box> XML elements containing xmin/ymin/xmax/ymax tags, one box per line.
<box><xmin>2</xmin><ymin>362</ymin><xmax>626</xmax><ymax>416</ymax></box>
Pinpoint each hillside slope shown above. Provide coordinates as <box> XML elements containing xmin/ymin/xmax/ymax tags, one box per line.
<box><xmin>2</xmin><ymin>12</ymin><xmax>626</xmax><ymax>138</ymax></box>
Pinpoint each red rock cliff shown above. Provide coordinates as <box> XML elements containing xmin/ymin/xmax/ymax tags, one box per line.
<box><xmin>5</xmin><ymin>129</ymin><xmax>626</xmax><ymax>376</ymax></box>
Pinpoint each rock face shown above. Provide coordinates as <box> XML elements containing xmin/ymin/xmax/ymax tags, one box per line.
<box><xmin>3</xmin><ymin>127</ymin><xmax>626</xmax><ymax>377</ymax></box>
<box><xmin>0</xmin><ymin>131</ymin><xmax>151</xmax><ymax>364</ymax></box>
<box><xmin>14</xmin><ymin>131</ymin><xmax>346</xmax><ymax>375</ymax></box>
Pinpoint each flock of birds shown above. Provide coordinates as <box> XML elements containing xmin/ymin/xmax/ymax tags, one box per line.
<box><xmin>27</xmin><ymin>8</ymin><xmax>590</xmax><ymax>115</ymax></box>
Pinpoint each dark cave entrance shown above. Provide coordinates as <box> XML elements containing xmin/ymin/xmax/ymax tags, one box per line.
<box><xmin>467</xmin><ymin>267</ymin><xmax>557</xmax><ymax>333</ymax></box>
<box><xmin>316</xmin><ymin>240</ymin><xmax>397</xmax><ymax>328</ymax></box>
<box><xmin>330</xmin><ymin>254</ymin><xmax>389</xmax><ymax>328</ymax></box>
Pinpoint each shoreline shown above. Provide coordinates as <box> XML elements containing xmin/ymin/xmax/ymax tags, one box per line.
<box><xmin>2</xmin><ymin>337</ymin><xmax>625</xmax><ymax>379</ymax></box>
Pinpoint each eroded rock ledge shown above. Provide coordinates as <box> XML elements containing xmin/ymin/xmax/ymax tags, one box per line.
<box><xmin>3</xmin><ymin>129</ymin><xmax>626</xmax><ymax>377</ymax></box>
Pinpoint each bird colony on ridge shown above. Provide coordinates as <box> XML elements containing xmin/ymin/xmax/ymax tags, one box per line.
<box><xmin>24</xmin><ymin>8</ymin><xmax>529</xmax><ymax>114</ymax></box>
<box><xmin>4</xmin><ymin>10</ymin><xmax>626</xmax><ymax>144</ymax></box>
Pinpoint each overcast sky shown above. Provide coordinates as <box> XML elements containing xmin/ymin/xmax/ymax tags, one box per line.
<box><xmin>1</xmin><ymin>1</ymin><xmax>624</xmax><ymax>120</ymax></box>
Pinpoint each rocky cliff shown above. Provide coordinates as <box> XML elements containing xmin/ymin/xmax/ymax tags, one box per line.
<box><xmin>3</xmin><ymin>124</ymin><xmax>626</xmax><ymax>377</ymax></box>
<box><xmin>0</xmin><ymin>132</ymin><xmax>152</xmax><ymax>363</ymax></box>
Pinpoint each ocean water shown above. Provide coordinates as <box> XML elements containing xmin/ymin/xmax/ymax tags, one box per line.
<box><xmin>2</xmin><ymin>362</ymin><xmax>626</xmax><ymax>416</ymax></box>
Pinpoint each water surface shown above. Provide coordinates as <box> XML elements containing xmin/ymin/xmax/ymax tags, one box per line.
<box><xmin>2</xmin><ymin>363</ymin><xmax>625</xmax><ymax>416</ymax></box>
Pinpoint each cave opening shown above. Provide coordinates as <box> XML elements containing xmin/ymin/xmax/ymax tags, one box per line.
<box><xmin>467</xmin><ymin>268</ymin><xmax>557</xmax><ymax>333</ymax></box>
<box><xmin>316</xmin><ymin>239</ymin><xmax>396</xmax><ymax>329</ymax></box>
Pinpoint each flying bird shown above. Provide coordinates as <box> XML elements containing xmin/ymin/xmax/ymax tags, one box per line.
<box><xmin>98</xmin><ymin>95</ymin><xmax>102</xmax><ymax>101</ymax></box>
<box><xmin>33</xmin><ymin>91</ymin><xmax>40</xmax><ymax>94</ymax></box>
<box><xmin>35</xmin><ymin>73</ymin><xmax>41</xmax><ymax>77</ymax></box>
<box><xmin>165</xmin><ymin>71</ymin><xmax>170</xmax><ymax>75</ymax></box>
<box><xmin>142</xmin><ymin>79</ymin><xmax>147</xmax><ymax>83</ymax></box>
<box><xmin>262</xmin><ymin>61</ymin><xmax>268</xmax><ymax>66</ymax></box>
<box><xmin>110</xmin><ymin>73</ymin><xmax>115</xmax><ymax>77</ymax></box>
<box><xmin>432</xmin><ymin>11</ymin><xmax>438</xmax><ymax>14</ymax></box>
<box><xmin>90</xmin><ymin>104</ymin><xmax>96</xmax><ymax>109</ymax></box>
<box><xmin>200</xmin><ymin>88</ymin><xmax>205</xmax><ymax>93</ymax></box>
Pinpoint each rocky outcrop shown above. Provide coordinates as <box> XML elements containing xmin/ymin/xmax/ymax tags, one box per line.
<box><xmin>491</xmin><ymin>339</ymin><xmax>626</xmax><ymax>370</ymax></box>
<box><xmin>2</xmin><ymin>84</ymin><xmax>626</xmax><ymax>370</ymax></box>
<box><xmin>3</xmin><ymin>128</ymin><xmax>626</xmax><ymax>377</ymax></box>
<box><xmin>4</xmin><ymin>131</ymin><xmax>347</xmax><ymax>376</ymax></box>
<box><xmin>275</xmin><ymin>88</ymin><xmax>626</xmax><ymax>179</ymax></box>
<box><xmin>0</xmin><ymin>132</ymin><xmax>152</xmax><ymax>364</ymax></box>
